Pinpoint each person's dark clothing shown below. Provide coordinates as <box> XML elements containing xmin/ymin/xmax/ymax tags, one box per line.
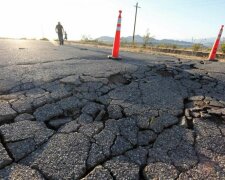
<box><xmin>56</xmin><ymin>24</ymin><xmax>63</xmax><ymax>35</ymax></box>
<box><xmin>55</xmin><ymin>23</ymin><xmax>64</xmax><ymax>45</ymax></box>
<box><xmin>58</xmin><ymin>34</ymin><xmax>64</xmax><ymax>45</ymax></box>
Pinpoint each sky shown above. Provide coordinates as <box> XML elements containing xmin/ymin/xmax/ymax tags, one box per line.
<box><xmin>0</xmin><ymin>0</ymin><xmax>225</xmax><ymax>41</ymax></box>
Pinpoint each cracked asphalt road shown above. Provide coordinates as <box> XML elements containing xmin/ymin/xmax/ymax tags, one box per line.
<box><xmin>0</xmin><ymin>39</ymin><xmax>225</xmax><ymax>179</ymax></box>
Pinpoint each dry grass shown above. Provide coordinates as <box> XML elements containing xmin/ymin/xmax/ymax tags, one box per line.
<box><xmin>66</xmin><ymin>41</ymin><xmax>225</xmax><ymax>62</ymax></box>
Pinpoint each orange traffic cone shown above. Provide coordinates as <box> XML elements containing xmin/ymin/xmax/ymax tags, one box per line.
<box><xmin>108</xmin><ymin>10</ymin><xmax>122</xmax><ymax>60</ymax></box>
<box><xmin>208</xmin><ymin>25</ymin><xmax>224</xmax><ymax>61</ymax></box>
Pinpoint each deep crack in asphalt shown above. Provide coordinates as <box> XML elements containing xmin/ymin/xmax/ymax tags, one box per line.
<box><xmin>0</xmin><ymin>43</ymin><xmax>225</xmax><ymax>179</ymax></box>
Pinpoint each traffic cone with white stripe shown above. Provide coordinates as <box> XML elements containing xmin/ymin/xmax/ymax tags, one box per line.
<box><xmin>208</xmin><ymin>25</ymin><xmax>224</xmax><ymax>61</ymax></box>
<box><xmin>108</xmin><ymin>10</ymin><xmax>122</xmax><ymax>60</ymax></box>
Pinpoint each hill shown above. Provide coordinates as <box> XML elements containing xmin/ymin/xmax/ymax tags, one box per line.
<box><xmin>97</xmin><ymin>35</ymin><xmax>194</xmax><ymax>47</ymax></box>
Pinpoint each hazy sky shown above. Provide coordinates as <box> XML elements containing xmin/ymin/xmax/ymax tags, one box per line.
<box><xmin>0</xmin><ymin>0</ymin><xmax>225</xmax><ymax>40</ymax></box>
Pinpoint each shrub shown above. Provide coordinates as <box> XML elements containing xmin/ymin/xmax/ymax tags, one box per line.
<box><xmin>192</xmin><ymin>43</ymin><xmax>202</xmax><ymax>52</ymax></box>
<box><xmin>81</xmin><ymin>35</ymin><xmax>91</xmax><ymax>42</ymax></box>
<box><xmin>142</xmin><ymin>29</ymin><xmax>153</xmax><ymax>48</ymax></box>
<box><xmin>221</xmin><ymin>43</ymin><xmax>225</xmax><ymax>54</ymax></box>
<box><xmin>172</xmin><ymin>45</ymin><xmax>177</xmax><ymax>49</ymax></box>
<box><xmin>40</xmin><ymin>37</ymin><xmax>49</xmax><ymax>41</ymax></box>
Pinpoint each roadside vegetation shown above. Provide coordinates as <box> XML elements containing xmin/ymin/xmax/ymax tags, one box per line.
<box><xmin>192</xmin><ymin>43</ymin><xmax>202</xmax><ymax>52</ymax></box>
<box><xmin>221</xmin><ymin>42</ymin><xmax>225</xmax><ymax>54</ymax></box>
<box><xmin>67</xmin><ymin>34</ymin><xmax>225</xmax><ymax>61</ymax></box>
<box><xmin>40</xmin><ymin>37</ymin><xmax>49</xmax><ymax>41</ymax></box>
<box><xmin>142</xmin><ymin>29</ymin><xmax>153</xmax><ymax>48</ymax></box>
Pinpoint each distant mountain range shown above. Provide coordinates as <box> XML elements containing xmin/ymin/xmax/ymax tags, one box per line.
<box><xmin>184</xmin><ymin>37</ymin><xmax>221</xmax><ymax>47</ymax></box>
<box><xmin>97</xmin><ymin>35</ymin><xmax>222</xmax><ymax>47</ymax></box>
<box><xmin>97</xmin><ymin>35</ymin><xmax>193</xmax><ymax>47</ymax></box>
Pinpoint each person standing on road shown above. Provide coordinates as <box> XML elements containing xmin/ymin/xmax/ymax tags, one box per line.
<box><xmin>55</xmin><ymin>22</ymin><xmax>64</xmax><ymax>45</ymax></box>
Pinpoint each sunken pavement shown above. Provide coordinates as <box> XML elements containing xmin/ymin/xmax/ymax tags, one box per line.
<box><xmin>0</xmin><ymin>46</ymin><xmax>225</xmax><ymax>179</ymax></box>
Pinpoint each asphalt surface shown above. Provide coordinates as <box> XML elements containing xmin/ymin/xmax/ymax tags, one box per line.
<box><xmin>0</xmin><ymin>39</ymin><xmax>225</xmax><ymax>179</ymax></box>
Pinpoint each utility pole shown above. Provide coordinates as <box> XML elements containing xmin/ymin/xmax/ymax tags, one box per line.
<box><xmin>132</xmin><ymin>2</ymin><xmax>141</xmax><ymax>45</ymax></box>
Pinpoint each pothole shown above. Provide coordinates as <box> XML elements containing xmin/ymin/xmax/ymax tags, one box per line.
<box><xmin>189</xmin><ymin>64</ymin><xmax>198</xmax><ymax>69</ymax></box>
<box><xmin>155</xmin><ymin>69</ymin><xmax>174</xmax><ymax>77</ymax></box>
<box><xmin>108</xmin><ymin>74</ymin><xmax>131</xmax><ymax>85</ymax></box>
